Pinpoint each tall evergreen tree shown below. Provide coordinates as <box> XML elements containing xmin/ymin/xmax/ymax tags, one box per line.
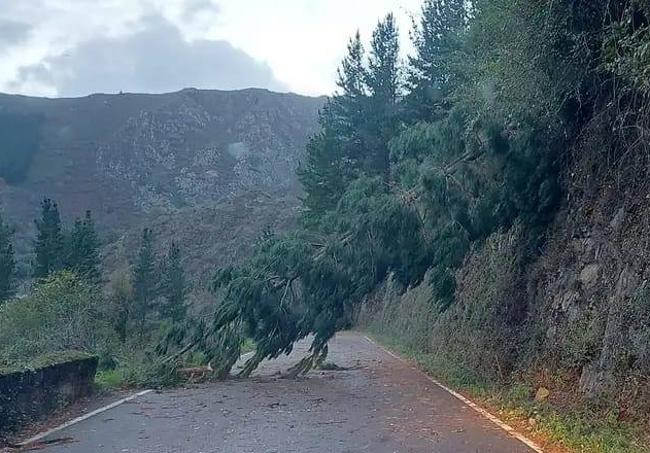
<box><xmin>160</xmin><ymin>241</ymin><xmax>187</xmax><ymax>323</ymax></box>
<box><xmin>337</xmin><ymin>30</ymin><xmax>367</xmax><ymax>99</ymax></box>
<box><xmin>0</xmin><ymin>213</ymin><xmax>15</xmax><ymax>302</ymax></box>
<box><xmin>66</xmin><ymin>210</ymin><xmax>101</xmax><ymax>282</ymax></box>
<box><xmin>299</xmin><ymin>106</ymin><xmax>352</xmax><ymax>223</ymax></box>
<box><xmin>407</xmin><ymin>0</ymin><xmax>466</xmax><ymax>121</ymax></box>
<box><xmin>33</xmin><ymin>198</ymin><xmax>64</xmax><ymax>278</ymax></box>
<box><xmin>299</xmin><ymin>32</ymin><xmax>371</xmax><ymax>222</ymax></box>
<box><xmin>132</xmin><ymin>228</ymin><xmax>157</xmax><ymax>336</ymax></box>
<box><xmin>300</xmin><ymin>17</ymin><xmax>402</xmax><ymax>221</ymax></box>
<box><xmin>365</xmin><ymin>13</ymin><xmax>402</xmax><ymax>177</ymax></box>
<box><xmin>367</xmin><ymin>13</ymin><xmax>401</xmax><ymax>106</ymax></box>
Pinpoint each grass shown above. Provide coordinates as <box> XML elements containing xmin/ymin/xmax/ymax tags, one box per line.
<box><xmin>0</xmin><ymin>351</ymin><xmax>95</xmax><ymax>376</ymax></box>
<box><xmin>241</xmin><ymin>338</ymin><xmax>256</xmax><ymax>354</ymax></box>
<box><xmin>366</xmin><ymin>330</ymin><xmax>650</xmax><ymax>453</ymax></box>
<box><xmin>95</xmin><ymin>339</ymin><xmax>258</xmax><ymax>391</ymax></box>
<box><xmin>95</xmin><ymin>368</ymin><xmax>127</xmax><ymax>391</ymax></box>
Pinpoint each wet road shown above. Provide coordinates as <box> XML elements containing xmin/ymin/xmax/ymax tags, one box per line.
<box><xmin>39</xmin><ymin>332</ymin><xmax>536</xmax><ymax>452</ymax></box>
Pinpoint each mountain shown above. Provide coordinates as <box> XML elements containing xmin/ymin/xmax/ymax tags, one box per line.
<box><xmin>0</xmin><ymin>88</ymin><xmax>324</xmax><ymax>276</ymax></box>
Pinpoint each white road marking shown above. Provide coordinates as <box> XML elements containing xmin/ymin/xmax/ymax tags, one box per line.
<box><xmin>363</xmin><ymin>335</ymin><xmax>544</xmax><ymax>453</ymax></box>
<box><xmin>18</xmin><ymin>349</ymin><xmax>259</xmax><ymax>447</ymax></box>
<box><xmin>18</xmin><ymin>389</ymin><xmax>153</xmax><ymax>447</ymax></box>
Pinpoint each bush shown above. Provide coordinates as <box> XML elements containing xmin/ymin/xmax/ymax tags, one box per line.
<box><xmin>0</xmin><ymin>271</ymin><xmax>114</xmax><ymax>369</ymax></box>
<box><xmin>364</xmin><ymin>225</ymin><xmax>528</xmax><ymax>382</ymax></box>
<box><xmin>95</xmin><ymin>353</ymin><xmax>178</xmax><ymax>390</ymax></box>
<box><xmin>429</xmin><ymin>225</ymin><xmax>529</xmax><ymax>381</ymax></box>
<box><xmin>366</xmin><ymin>272</ymin><xmax>437</xmax><ymax>352</ymax></box>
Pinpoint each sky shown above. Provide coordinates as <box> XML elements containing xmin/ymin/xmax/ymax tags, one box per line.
<box><xmin>0</xmin><ymin>0</ymin><xmax>423</xmax><ymax>98</ymax></box>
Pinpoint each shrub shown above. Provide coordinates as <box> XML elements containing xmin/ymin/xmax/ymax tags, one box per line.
<box><xmin>0</xmin><ymin>271</ymin><xmax>114</xmax><ymax>368</ymax></box>
<box><xmin>429</xmin><ymin>225</ymin><xmax>528</xmax><ymax>381</ymax></box>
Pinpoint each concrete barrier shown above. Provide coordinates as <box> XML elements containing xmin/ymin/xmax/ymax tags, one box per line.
<box><xmin>0</xmin><ymin>352</ymin><xmax>98</xmax><ymax>440</ymax></box>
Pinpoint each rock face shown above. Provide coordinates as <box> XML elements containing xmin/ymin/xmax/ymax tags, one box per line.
<box><xmin>526</xmin><ymin>138</ymin><xmax>650</xmax><ymax>411</ymax></box>
<box><xmin>0</xmin><ymin>89</ymin><xmax>324</xmax><ymax>265</ymax></box>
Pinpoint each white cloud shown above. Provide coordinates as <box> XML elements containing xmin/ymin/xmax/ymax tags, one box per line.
<box><xmin>0</xmin><ymin>0</ymin><xmax>423</xmax><ymax>97</ymax></box>
<box><xmin>209</xmin><ymin>0</ymin><xmax>422</xmax><ymax>96</ymax></box>
<box><xmin>10</xmin><ymin>15</ymin><xmax>285</xmax><ymax>97</ymax></box>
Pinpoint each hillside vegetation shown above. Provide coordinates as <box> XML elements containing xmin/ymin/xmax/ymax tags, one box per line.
<box><xmin>158</xmin><ymin>0</ymin><xmax>650</xmax><ymax>449</ymax></box>
<box><xmin>3</xmin><ymin>0</ymin><xmax>650</xmax><ymax>450</ymax></box>
<box><xmin>0</xmin><ymin>89</ymin><xmax>321</xmax><ymax>275</ymax></box>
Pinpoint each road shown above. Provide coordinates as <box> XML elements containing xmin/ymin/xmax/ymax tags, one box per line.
<box><xmin>37</xmin><ymin>332</ymin><xmax>537</xmax><ymax>453</ymax></box>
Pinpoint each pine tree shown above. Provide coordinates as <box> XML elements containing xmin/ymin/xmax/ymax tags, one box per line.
<box><xmin>367</xmin><ymin>13</ymin><xmax>401</xmax><ymax>106</ymax></box>
<box><xmin>108</xmin><ymin>268</ymin><xmax>133</xmax><ymax>342</ymax></box>
<box><xmin>365</xmin><ymin>13</ymin><xmax>402</xmax><ymax>177</ymax></box>
<box><xmin>299</xmin><ymin>106</ymin><xmax>352</xmax><ymax>223</ymax></box>
<box><xmin>66</xmin><ymin>210</ymin><xmax>101</xmax><ymax>282</ymax></box>
<box><xmin>300</xmin><ymin>16</ymin><xmax>403</xmax><ymax>221</ymax></box>
<box><xmin>337</xmin><ymin>30</ymin><xmax>367</xmax><ymax>99</ymax></box>
<box><xmin>407</xmin><ymin>0</ymin><xmax>466</xmax><ymax>121</ymax></box>
<box><xmin>0</xmin><ymin>213</ymin><xmax>15</xmax><ymax>302</ymax></box>
<box><xmin>160</xmin><ymin>241</ymin><xmax>187</xmax><ymax>323</ymax></box>
<box><xmin>132</xmin><ymin>228</ymin><xmax>157</xmax><ymax>336</ymax></box>
<box><xmin>299</xmin><ymin>32</ymin><xmax>371</xmax><ymax>222</ymax></box>
<box><xmin>66</xmin><ymin>218</ymin><xmax>83</xmax><ymax>269</ymax></box>
<box><xmin>33</xmin><ymin>198</ymin><xmax>64</xmax><ymax>278</ymax></box>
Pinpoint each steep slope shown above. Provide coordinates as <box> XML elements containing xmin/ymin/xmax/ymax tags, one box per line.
<box><xmin>102</xmin><ymin>191</ymin><xmax>300</xmax><ymax>287</ymax></box>
<box><xmin>0</xmin><ymin>89</ymin><xmax>323</xmax><ymax>269</ymax></box>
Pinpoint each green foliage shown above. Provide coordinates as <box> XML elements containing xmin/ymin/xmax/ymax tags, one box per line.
<box><xmin>159</xmin><ymin>241</ymin><xmax>187</xmax><ymax>323</ymax></box>
<box><xmin>170</xmin><ymin>175</ymin><xmax>434</xmax><ymax>377</ymax></box>
<box><xmin>299</xmin><ymin>15</ymin><xmax>403</xmax><ymax>222</ymax></box>
<box><xmin>364</xmin><ymin>223</ymin><xmax>529</xmax><ymax>382</ymax></box>
<box><xmin>192</xmin><ymin>1</ymin><xmax>569</xmax><ymax>376</ymax></box>
<box><xmin>0</xmin><ymin>351</ymin><xmax>95</xmax><ymax>376</ymax></box>
<box><xmin>65</xmin><ymin>210</ymin><xmax>101</xmax><ymax>282</ymax></box>
<box><xmin>406</xmin><ymin>0</ymin><xmax>466</xmax><ymax>120</ymax></box>
<box><xmin>33</xmin><ymin>198</ymin><xmax>65</xmax><ymax>278</ymax></box>
<box><xmin>369</xmin><ymin>333</ymin><xmax>649</xmax><ymax>453</ymax></box>
<box><xmin>2</xmin><ymin>205</ymin><xmax>190</xmax><ymax>388</ymax></box>
<box><xmin>104</xmin><ymin>231</ymin><xmax>191</xmax><ymax>352</ymax></box>
<box><xmin>0</xmin><ymin>213</ymin><xmax>15</xmax><ymax>302</ymax></box>
<box><xmin>95</xmin><ymin>351</ymin><xmax>179</xmax><ymax>390</ymax></box>
<box><xmin>132</xmin><ymin>228</ymin><xmax>157</xmax><ymax>336</ymax></box>
<box><xmin>174</xmin><ymin>1</ymin><xmax>650</xmax><ymax>393</ymax></box>
<box><xmin>337</xmin><ymin>31</ymin><xmax>366</xmax><ymax>98</ymax></box>
<box><xmin>0</xmin><ymin>271</ymin><xmax>111</xmax><ymax>368</ymax></box>
<box><xmin>365</xmin><ymin>13</ymin><xmax>402</xmax><ymax>176</ymax></box>
<box><xmin>298</xmin><ymin>106</ymin><xmax>353</xmax><ymax>222</ymax></box>
<box><xmin>107</xmin><ymin>268</ymin><xmax>133</xmax><ymax>343</ymax></box>
<box><xmin>363</xmin><ymin>272</ymin><xmax>436</xmax><ymax>352</ymax></box>
<box><xmin>33</xmin><ymin>200</ymin><xmax>102</xmax><ymax>282</ymax></box>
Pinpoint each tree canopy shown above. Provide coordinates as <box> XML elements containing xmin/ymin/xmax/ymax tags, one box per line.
<box><xmin>167</xmin><ymin>0</ymin><xmax>650</xmax><ymax>376</ymax></box>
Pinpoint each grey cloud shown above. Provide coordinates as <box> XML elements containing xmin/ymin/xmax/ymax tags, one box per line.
<box><xmin>12</xmin><ymin>15</ymin><xmax>286</xmax><ymax>97</ymax></box>
<box><xmin>181</xmin><ymin>0</ymin><xmax>220</xmax><ymax>20</ymax></box>
<box><xmin>0</xmin><ymin>19</ymin><xmax>31</xmax><ymax>46</ymax></box>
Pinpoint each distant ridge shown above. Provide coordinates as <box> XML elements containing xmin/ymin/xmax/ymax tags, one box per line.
<box><xmin>0</xmin><ymin>88</ymin><xmax>324</xmax><ymax>270</ymax></box>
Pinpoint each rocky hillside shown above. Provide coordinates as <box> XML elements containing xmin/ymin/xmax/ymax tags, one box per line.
<box><xmin>0</xmin><ymin>89</ymin><xmax>323</xmax><ymax>271</ymax></box>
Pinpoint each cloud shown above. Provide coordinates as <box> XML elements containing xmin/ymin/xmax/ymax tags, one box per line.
<box><xmin>180</xmin><ymin>0</ymin><xmax>220</xmax><ymax>20</ymax></box>
<box><xmin>10</xmin><ymin>15</ymin><xmax>286</xmax><ymax>97</ymax></box>
<box><xmin>0</xmin><ymin>19</ymin><xmax>31</xmax><ymax>46</ymax></box>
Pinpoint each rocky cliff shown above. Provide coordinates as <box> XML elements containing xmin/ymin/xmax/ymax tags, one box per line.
<box><xmin>0</xmin><ymin>89</ymin><xmax>323</xmax><ymax>273</ymax></box>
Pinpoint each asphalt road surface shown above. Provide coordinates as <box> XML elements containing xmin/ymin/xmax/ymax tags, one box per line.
<box><xmin>37</xmin><ymin>332</ymin><xmax>536</xmax><ymax>453</ymax></box>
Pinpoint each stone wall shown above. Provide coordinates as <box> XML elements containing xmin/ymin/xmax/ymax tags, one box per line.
<box><xmin>0</xmin><ymin>354</ymin><xmax>98</xmax><ymax>441</ymax></box>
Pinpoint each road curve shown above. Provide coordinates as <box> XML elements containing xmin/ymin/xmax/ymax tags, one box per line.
<box><xmin>39</xmin><ymin>332</ymin><xmax>536</xmax><ymax>453</ymax></box>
